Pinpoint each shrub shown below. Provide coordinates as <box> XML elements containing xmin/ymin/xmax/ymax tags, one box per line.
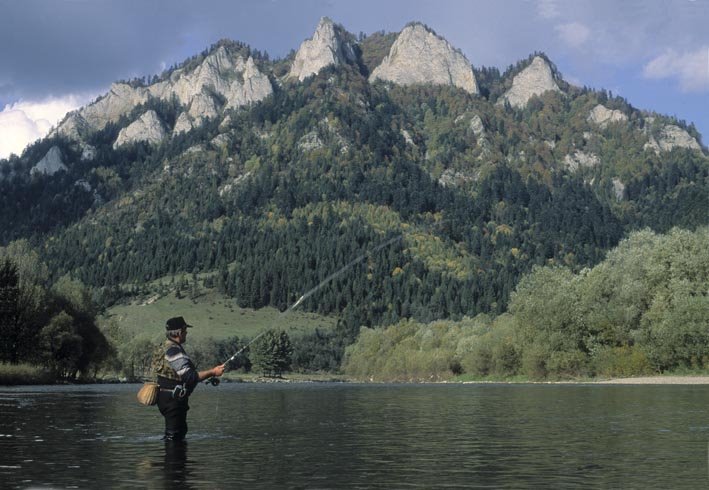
<box><xmin>592</xmin><ymin>346</ymin><xmax>653</xmax><ymax>378</ymax></box>
<box><xmin>0</xmin><ymin>363</ymin><xmax>54</xmax><ymax>385</ymax></box>
<box><xmin>521</xmin><ymin>344</ymin><xmax>549</xmax><ymax>379</ymax></box>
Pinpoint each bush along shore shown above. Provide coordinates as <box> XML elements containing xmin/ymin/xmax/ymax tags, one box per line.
<box><xmin>0</xmin><ymin>363</ymin><xmax>56</xmax><ymax>385</ymax></box>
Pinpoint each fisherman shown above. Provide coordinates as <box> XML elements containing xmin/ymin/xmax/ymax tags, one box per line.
<box><xmin>154</xmin><ymin>316</ymin><xmax>225</xmax><ymax>441</ymax></box>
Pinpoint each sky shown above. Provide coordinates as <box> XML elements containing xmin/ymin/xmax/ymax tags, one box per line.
<box><xmin>1</xmin><ymin>0</ymin><xmax>707</xmax><ymax>159</ymax></box>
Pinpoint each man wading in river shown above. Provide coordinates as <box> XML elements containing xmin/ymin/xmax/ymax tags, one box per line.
<box><xmin>153</xmin><ymin>316</ymin><xmax>225</xmax><ymax>441</ymax></box>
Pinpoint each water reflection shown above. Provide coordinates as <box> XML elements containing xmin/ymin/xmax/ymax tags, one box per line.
<box><xmin>0</xmin><ymin>383</ymin><xmax>708</xmax><ymax>488</ymax></box>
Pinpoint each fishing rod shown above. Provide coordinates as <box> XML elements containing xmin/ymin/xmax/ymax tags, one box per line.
<box><xmin>205</xmin><ymin>233</ymin><xmax>404</xmax><ymax>385</ymax></box>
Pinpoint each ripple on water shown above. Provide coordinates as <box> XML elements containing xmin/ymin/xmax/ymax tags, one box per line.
<box><xmin>1</xmin><ymin>384</ymin><xmax>708</xmax><ymax>488</ymax></box>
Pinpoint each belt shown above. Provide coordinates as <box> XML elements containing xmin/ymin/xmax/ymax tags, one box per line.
<box><xmin>157</xmin><ymin>376</ymin><xmax>182</xmax><ymax>389</ymax></box>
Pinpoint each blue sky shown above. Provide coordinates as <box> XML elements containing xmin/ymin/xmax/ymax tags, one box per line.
<box><xmin>1</xmin><ymin>0</ymin><xmax>707</xmax><ymax>158</ymax></box>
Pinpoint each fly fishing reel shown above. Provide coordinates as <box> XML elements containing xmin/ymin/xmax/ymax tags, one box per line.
<box><xmin>205</xmin><ymin>377</ymin><xmax>220</xmax><ymax>386</ymax></box>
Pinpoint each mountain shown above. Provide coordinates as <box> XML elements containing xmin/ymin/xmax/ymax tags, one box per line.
<box><xmin>0</xmin><ymin>20</ymin><xmax>707</xmax><ymax>346</ymax></box>
<box><xmin>369</xmin><ymin>23</ymin><xmax>479</xmax><ymax>94</ymax></box>
<box><xmin>496</xmin><ymin>55</ymin><xmax>561</xmax><ymax>108</ymax></box>
<box><xmin>288</xmin><ymin>17</ymin><xmax>357</xmax><ymax>81</ymax></box>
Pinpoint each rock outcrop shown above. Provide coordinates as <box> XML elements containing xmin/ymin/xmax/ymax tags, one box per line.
<box><xmin>645</xmin><ymin>124</ymin><xmax>702</xmax><ymax>153</ymax></box>
<box><xmin>288</xmin><ymin>17</ymin><xmax>356</xmax><ymax>81</ymax></box>
<box><xmin>31</xmin><ymin>146</ymin><xmax>67</xmax><ymax>176</ymax></box>
<box><xmin>498</xmin><ymin>56</ymin><xmax>561</xmax><ymax>108</ymax></box>
<box><xmin>56</xmin><ymin>45</ymin><xmax>272</xmax><ymax>141</ymax></box>
<box><xmin>588</xmin><ymin>104</ymin><xmax>628</xmax><ymax>128</ymax></box>
<box><xmin>563</xmin><ymin>150</ymin><xmax>600</xmax><ymax>172</ymax></box>
<box><xmin>160</xmin><ymin>46</ymin><xmax>272</xmax><ymax>110</ymax></box>
<box><xmin>53</xmin><ymin>111</ymin><xmax>91</xmax><ymax>140</ymax></box>
<box><xmin>82</xmin><ymin>83</ymin><xmax>150</xmax><ymax>130</ymax></box>
<box><xmin>173</xmin><ymin>112</ymin><xmax>194</xmax><ymax>135</ymax></box>
<box><xmin>224</xmin><ymin>57</ymin><xmax>273</xmax><ymax>109</ymax></box>
<box><xmin>369</xmin><ymin>23</ymin><xmax>478</xmax><ymax>94</ymax></box>
<box><xmin>612</xmin><ymin>178</ymin><xmax>625</xmax><ymax>201</ymax></box>
<box><xmin>468</xmin><ymin>114</ymin><xmax>485</xmax><ymax>138</ymax></box>
<box><xmin>113</xmin><ymin>110</ymin><xmax>167</xmax><ymax>149</ymax></box>
<box><xmin>80</xmin><ymin>144</ymin><xmax>96</xmax><ymax>161</ymax></box>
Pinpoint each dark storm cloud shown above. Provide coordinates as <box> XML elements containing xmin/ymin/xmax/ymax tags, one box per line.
<box><xmin>0</xmin><ymin>0</ymin><xmax>323</xmax><ymax>101</ymax></box>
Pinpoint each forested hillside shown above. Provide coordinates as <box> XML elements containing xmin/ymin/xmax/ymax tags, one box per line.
<box><xmin>0</xmin><ymin>20</ymin><xmax>706</xmax><ymax>378</ymax></box>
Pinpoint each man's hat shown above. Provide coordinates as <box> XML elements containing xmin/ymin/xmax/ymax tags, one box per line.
<box><xmin>166</xmin><ymin>316</ymin><xmax>193</xmax><ymax>330</ymax></box>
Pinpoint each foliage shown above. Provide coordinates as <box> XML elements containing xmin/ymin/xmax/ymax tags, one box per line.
<box><xmin>0</xmin><ymin>242</ymin><xmax>111</xmax><ymax>380</ymax></box>
<box><xmin>0</xmin><ymin>362</ymin><xmax>54</xmax><ymax>385</ymax></box>
<box><xmin>344</xmin><ymin>227</ymin><xmax>709</xmax><ymax>380</ymax></box>
<box><xmin>343</xmin><ymin>318</ymin><xmax>472</xmax><ymax>381</ymax></box>
<box><xmin>40</xmin><ymin>311</ymin><xmax>85</xmax><ymax>379</ymax></box>
<box><xmin>250</xmin><ymin>329</ymin><xmax>293</xmax><ymax>377</ymax></box>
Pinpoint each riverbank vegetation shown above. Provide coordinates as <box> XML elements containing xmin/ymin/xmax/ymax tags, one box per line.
<box><xmin>1</xmin><ymin>227</ymin><xmax>706</xmax><ymax>384</ymax></box>
<box><xmin>0</xmin><ymin>363</ymin><xmax>54</xmax><ymax>385</ymax></box>
<box><xmin>0</xmin><ymin>241</ymin><xmax>111</xmax><ymax>382</ymax></box>
<box><xmin>344</xmin><ymin>227</ymin><xmax>709</xmax><ymax>381</ymax></box>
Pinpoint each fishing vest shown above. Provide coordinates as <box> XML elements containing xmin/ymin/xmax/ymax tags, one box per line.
<box><xmin>152</xmin><ymin>339</ymin><xmax>182</xmax><ymax>382</ymax></box>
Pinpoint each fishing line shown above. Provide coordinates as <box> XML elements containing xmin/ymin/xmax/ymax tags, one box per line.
<box><xmin>214</xmin><ymin>232</ymin><xmax>405</xmax><ymax>373</ymax></box>
<box><xmin>208</xmin><ymin>217</ymin><xmax>460</xmax><ymax>388</ymax></box>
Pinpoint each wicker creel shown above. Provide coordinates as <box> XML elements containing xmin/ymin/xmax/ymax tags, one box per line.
<box><xmin>137</xmin><ymin>382</ymin><xmax>159</xmax><ymax>406</ymax></box>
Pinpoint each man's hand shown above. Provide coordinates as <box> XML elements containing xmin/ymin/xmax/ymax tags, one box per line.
<box><xmin>212</xmin><ymin>364</ymin><xmax>226</xmax><ymax>377</ymax></box>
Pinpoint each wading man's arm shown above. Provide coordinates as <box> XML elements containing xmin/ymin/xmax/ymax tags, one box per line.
<box><xmin>198</xmin><ymin>364</ymin><xmax>225</xmax><ymax>382</ymax></box>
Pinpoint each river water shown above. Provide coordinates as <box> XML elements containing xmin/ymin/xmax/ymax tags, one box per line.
<box><xmin>0</xmin><ymin>383</ymin><xmax>707</xmax><ymax>488</ymax></box>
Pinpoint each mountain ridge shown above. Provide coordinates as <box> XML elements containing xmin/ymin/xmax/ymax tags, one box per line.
<box><xmin>0</xmin><ymin>18</ymin><xmax>706</xmax><ymax>336</ymax></box>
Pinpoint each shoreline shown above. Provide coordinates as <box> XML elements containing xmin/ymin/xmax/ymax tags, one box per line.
<box><xmin>590</xmin><ymin>376</ymin><xmax>709</xmax><ymax>385</ymax></box>
<box><xmin>2</xmin><ymin>374</ymin><xmax>709</xmax><ymax>387</ymax></box>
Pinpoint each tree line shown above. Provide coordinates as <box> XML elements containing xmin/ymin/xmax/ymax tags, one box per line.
<box><xmin>343</xmin><ymin>227</ymin><xmax>709</xmax><ymax>380</ymax></box>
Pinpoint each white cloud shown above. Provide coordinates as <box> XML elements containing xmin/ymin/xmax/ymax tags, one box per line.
<box><xmin>536</xmin><ymin>0</ymin><xmax>561</xmax><ymax>19</ymax></box>
<box><xmin>0</xmin><ymin>94</ymin><xmax>94</xmax><ymax>159</ymax></box>
<box><xmin>555</xmin><ymin>22</ymin><xmax>591</xmax><ymax>48</ymax></box>
<box><xmin>643</xmin><ymin>46</ymin><xmax>709</xmax><ymax>92</ymax></box>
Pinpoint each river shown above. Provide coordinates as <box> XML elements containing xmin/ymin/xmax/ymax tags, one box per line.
<box><xmin>0</xmin><ymin>383</ymin><xmax>707</xmax><ymax>488</ymax></box>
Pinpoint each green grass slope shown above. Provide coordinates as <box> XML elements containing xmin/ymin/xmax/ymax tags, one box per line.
<box><xmin>102</xmin><ymin>289</ymin><xmax>336</xmax><ymax>341</ymax></box>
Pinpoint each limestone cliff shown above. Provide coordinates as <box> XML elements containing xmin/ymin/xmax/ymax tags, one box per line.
<box><xmin>81</xmin><ymin>83</ymin><xmax>150</xmax><ymax>130</ymax></box>
<box><xmin>56</xmin><ymin>45</ymin><xmax>272</xmax><ymax>141</ymax></box>
<box><xmin>588</xmin><ymin>104</ymin><xmax>628</xmax><ymax>128</ymax></box>
<box><xmin>288</xmin><ymin>17</ymin><xmax>356</xmax><ymax>81</ymax></box>
<box><xmin>645</xmin><ymin>124</ymin><xmax>702</xmax><ymax>153</ymax></box>
<box><xmin>563</xmin><ymin>150</ymin><xmax>600</xmax><ymax>172</ymax></box>
<box><xmin>173</xmin><ymin>112</ymin><xmax>194</xmax><ymax>135</ymax></box>
<box><xmin>31</xmin><ymin>146</ymin><xmax>67</xmax><ymax>176</ymax></box>
<box><xmin>369</xmin><ymin>23</ymin><xmax>478</xmax><ymax>94</ymax></box>
<box><xmin>224</xmin><ymin>57</ymin><xmax>273</xmax><ymax>109</ymax></box>
<box><xmin>498</xmin><ymin>56</ymin><xmax>561</xmax><ymax>108</ymax></box>
<box><xmin>113</xmin><ymin>110</ymin><xmax>167</xmax><ymax>149</ymax></box>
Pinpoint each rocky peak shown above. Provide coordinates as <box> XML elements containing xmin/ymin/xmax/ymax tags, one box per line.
<box><xmin>31</xmin><ymin>146</ymin><xmax>67</xmax><ymax>176</ymax></box>
<box><xmin>645</xmin><ymin>124</ymin><xmax>702</xmax><ymax>154</ymax></box>
<box><xmin>57</xmin><ymin>45</ymin><xmax>272</xmax><ymax>143</ymax></box>
<box><xmin>288</xmin><ymin>17</ymin><xmax>356</xmax><ymax>81</ymax></box>
<box><xmin>52</xmin><ymin>111</ymin><xmax>90</xmax><ymax>140</ymax></box>
<box><xmin>498</xmin><ymin>56</ymin><xmax>561</xmax><ymax>108</ymax></box>
<box><xmin>588</xmin><ymin>104</ymin><xmax>628</xmax><ymax>128</ymax></box>
<box><xmin>226</xmin><ymin>56</ymin><xmax>273</xmax><ymax>109</ymax></box>
<box><xmin>113</xmin><ymin>110</ymin><xmax>167</xmax><ymax>149</ymax></box>
<box><xmin>81</xmin><ymin>83</ymin><xmax>150</xmax><ymax>130</ymax></box>
<box><xmin>369</xmin><ymin>23</ymin><xmax>478</xmax><ymax>94</ymax></box>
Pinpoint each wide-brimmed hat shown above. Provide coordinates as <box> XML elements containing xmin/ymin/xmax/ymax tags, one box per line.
<box><xmin>165</xmin><ymin>316</ymin><xmax>193</xmax><ymax>330</ymax></box>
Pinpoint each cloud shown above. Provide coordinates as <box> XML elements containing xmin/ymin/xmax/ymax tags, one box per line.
<box><xmin>555</xmin><ymin>22</ymin><xmax>591</xmax><ymax>48</ymax></box>
<box><xmin>0</xmin><ymin>94</ymin><xmax>94</xmax><ymax>159</ymax></box>
<box><xmin>536</xmin><ymin>0</ymin><xmax>560</xmax><ymax>19</ymax></box>
<box><xmin>643</xmin><ymin>46</ymin><xmax>709</xmax><ymax>92</ymax></box>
